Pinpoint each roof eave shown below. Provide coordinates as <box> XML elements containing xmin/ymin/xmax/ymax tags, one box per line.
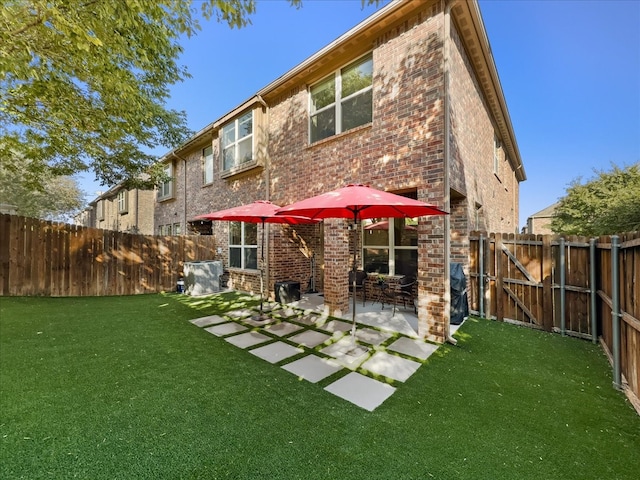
<box><xmin>453</xmin><ymin>0</ymin><xmax>526</xmax><ymax>182</ymax></box>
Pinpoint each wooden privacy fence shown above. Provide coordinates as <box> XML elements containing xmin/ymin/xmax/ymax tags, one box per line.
<box><xmin>0</xmin><ymin>215</ymin><xmax>216</xmax><ymax>296</ymax></box>
<box><xmin>468</xmin><ymin>231</ymin><xmax>640</xmax><ymax>411</ymax></box>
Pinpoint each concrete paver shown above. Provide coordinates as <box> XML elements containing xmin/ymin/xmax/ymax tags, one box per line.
<box><xmin>387</xmin><ymin>337</ymin><xmax>439</xmax><ymax>360</ymax></box>
<box><xmin>204</xmin><ymin>322</ymin><xmax>248</xmax><ymax>337</ymax></box>
<box><xmin>324</xmin><ymin>372</ymin><xmax>396</xmax><ymax>412</ymax></box>
<box><xmin>288</xmin><ymin>330</ymin><xmax>331</xmax><ymax>348</ymax></box>
<box><xmin>190</xmin><ymin>315</ymin><xmax>228</xmax><ymax>327</ymax></box>
<box><xmin>189</xmin><ymin>294</ymin><xmax>444</xmax><ymax>411</ymax></box>
<box><xmin>225</xmin><ymin>331</ymin><xmax>272</xmax><ymax>349</ymax></box>
<box><xmin>249</xmin><ymin>341</ymin><xmax>304</xmax><ymax>364</ymax></box>
<box><xmin>282</xmin><ymin>355</ymin><xmax>343</xmax><ymax>383</ymax></box>
<box><xmin>320</xmin><ymin>338</ymin><xmax>370</xmax><ymax>370</ymax></box>
<box><xmin>361</xmin><ymin>351</ymin><xmax>421</xmax><ymax>382</ymax></box>
<box><xmin>262</xmin><ymin>321</ymin><xmax>304</xmax><ymax>337</ymax></box>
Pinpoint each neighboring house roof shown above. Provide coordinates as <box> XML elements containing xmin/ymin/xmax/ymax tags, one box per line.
<box><xmin>530</xmin><ymin>202</ymin><xmax>559</xmax><ymax>219</ymax></box>
<box><xmin>526</xmin><ymin>202</ymin><xmax>558</xmax><ymax>234</ymax></box>
<box><xmin>87</xmin><ymin>180</ymin><xmax>149</xmax><ymax>207</ymax></box>
<box><xmin>159</xmin><ymin>0</ymin><xmax>525</xmax><ymax>182</ymax></box>
<box><xmin>88</xmin><ymin>185</ymin><xmax>118</xmax><ymax>207</ymax></box>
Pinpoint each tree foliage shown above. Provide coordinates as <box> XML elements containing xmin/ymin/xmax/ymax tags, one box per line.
<box><xmin>0</xmin><ymin>162</ymin><xmax>85</xmax><ymax>221</ymax></box>
<box><xmin>551</xmin><ymin>163</ymin><xmax>640</xmax><ymax>236</ymax></box>
<box><xmin>0</xmin><ymin>0</ymin><xmax>300</xmax><ymax>191</ymax></box>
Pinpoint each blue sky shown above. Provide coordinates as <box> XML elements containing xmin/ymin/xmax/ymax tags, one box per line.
<box><xmin>78</xmin><ymin>0</ymin><xmax>640</xmax><ymax>229</ymax></box>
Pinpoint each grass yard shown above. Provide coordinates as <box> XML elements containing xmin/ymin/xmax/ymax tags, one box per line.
<box><xmin>1</xmin><ymin>293</ymin><xmax>638</xmax><ymax>479</ymax></box>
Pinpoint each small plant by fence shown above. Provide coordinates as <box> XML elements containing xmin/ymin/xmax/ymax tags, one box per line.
<box><xmin>0</xmin><ymin>215</ymin><xmax>216</xmax><ymax>296</ymax></box>
<box><xmin>468</xmin><ymin>231</ymin><xmax>640</xmax><ymax>412</ymax></box>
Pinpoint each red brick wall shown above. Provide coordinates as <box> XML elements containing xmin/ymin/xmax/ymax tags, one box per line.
<box><xmin>263</xmin><ymin>4</ymin><xmax>450</xmax><ymax>341</ymax></box>
<box><xmin>155</xmin><ymin>2</ymin><xmax>521</xmax><ymax>343</ymax></box>
<box><xmin>154</xmin><ymin>134</ymin><xmax>268</xmax><ymax>295</ymax></box>
<box><xmin>269</xmin><ymin>223</ymin><xmax>323</xmax><ymax>298</ymax></box>
<box><xmin>448</xmin><ymin>19</ymin><xmax>520</xmax><ymax>235</ymax></box>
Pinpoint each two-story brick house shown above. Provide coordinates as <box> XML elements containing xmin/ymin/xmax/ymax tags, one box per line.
<box><xmin>155</xmin><ymin>0</ymin><xmax>526</xmax><ymax>343</ymax></box>
<box><xmin>78</xmin><ymin>184</ymin><xmax>155</xmax><ymax>235</ymax></box>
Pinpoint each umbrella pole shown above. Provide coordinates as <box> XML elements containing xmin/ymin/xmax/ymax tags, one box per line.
<box><xmin>259</xmin><ymin>220</ymin><xmax>265</xmax><ymax>316</ymax></box>
<box><xmin>351</xmin><ymin>217</ymin><xmax>358</xmax><ymax>345</ymax></box>
<box><xmin>259</xmin><ymin>268</ymin><xmax>264</xmax><ymax>314</ymax></box>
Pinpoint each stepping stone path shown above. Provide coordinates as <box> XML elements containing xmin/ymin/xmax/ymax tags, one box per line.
<box><xmin>189</xmin><ymin>306</ymin><xmax>439</xmax><ymax>411</ymax></box>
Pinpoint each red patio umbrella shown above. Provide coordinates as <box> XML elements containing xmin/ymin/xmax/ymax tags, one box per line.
<box><xmin>276</xmin><ymin>184</ymin><xmax>448</xmax><ymax>341</ymax></box>
<box><xmin>195</xmin><ymin>201</ymin><xmax>318</xmax><ymax>319</ymax></box>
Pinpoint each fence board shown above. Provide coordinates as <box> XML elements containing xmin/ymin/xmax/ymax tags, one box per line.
<box><xmin>0</xmin><ymin>214</ymin><xmax>216</xmax><ymax>297</ymax></box>
<box><xmin>0</xmin><ymin>215</ymin><xmax>10</xmax><ymax>295</ymax></box>
<box><xmin>470</xmin><ymin>229</ymin><xmax>640</xmax><ymax>408</ymax></box>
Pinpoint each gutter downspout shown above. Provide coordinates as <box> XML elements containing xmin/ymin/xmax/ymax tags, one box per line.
<box><xmin>172</xmin><ymin>152</ymin><xmax>188</xmax><ymax>234</ymax></box>
<box><xmin>257</xmin><ymin>95</ymin><xmax>271</xmax><ymax>298</ymax></box>
<box><xmin>135</xmin><ymin>188</ymin><xmax>139</xmax><ymax>233</ymax></box>
<box><xmin>443</xmin><ymin>0</ymin><xmax>455</xmax><ymax>345</ymax></box>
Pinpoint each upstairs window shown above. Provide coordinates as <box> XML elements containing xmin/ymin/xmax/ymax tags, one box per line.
<box><xmin>96</xmin><ymin>200</ymin><xmax>105</xmax><ymax>220</ymax></box>
<box><xmin>157</xmin><ymin>162</ymin><xmax>173</xmax><ymax>201</ymax></box>
<box><xmin>117</xmin><ymin>190</ymin><xmax>128</xmax><ymax>214</ymax></box>
<box><xmin>229</xmin><ymin>221</ymin><xmax>257</xmax><ymax>270</ymax></box>
<box><xmin>222</xmin><ymin>111</ymin><xmax>253</xmax><ymax>172</ymax></box>
<box><xmin>493</xmin><ymin>134</ymin><xmax>500</xmax><ymax>178</ymax></box>
<box><xmin>310</xmin><ymin>53</ymin><xmax>373</xmax><ymax>143</ymax></box>
<box><xmin>203</xmin><ymin>145</ymin><xmax>214</xmax><ymax>185</ymax></box>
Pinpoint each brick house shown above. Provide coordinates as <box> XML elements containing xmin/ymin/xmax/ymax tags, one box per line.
<box><xmin>77</xmin><ymin>184</ymin><xmax>155</xmax><ymax>235</ymax></box>
<box><xmin>154</xmin><ymin>0</ymin><xmax>526</xmax><ymax>343</ymax></box>
<box><xmin>525</xmin><ymin>202</ymin><xmax>558</xmax><ymax>235</ymax></box>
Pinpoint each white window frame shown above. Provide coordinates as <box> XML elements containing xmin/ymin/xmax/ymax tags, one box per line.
<box><xmin>309</xmin><ymin>53</ymin><xmax>373</xmax><ymax>143</ymax></box>
<box><xmin>228</xmin><ymin>221</ymin><xmax>258</xmax><ymax>270</ymax></box>
<box><xmin>203</xmin><ymin>145</ymin><xmax>214</xmax><ymax>185</ymax></box>
<box><xmin>221</xmin><ymin>111</ymin><xmax>253</xmax><ymax>173</ymax></box>
<box><xmin>157</xmin><ymin>162</ymin><xmax>174</xmax><ymax>201</ymax></box>
<box><xmin>362</xmin><ymin>217</ymin><xmax>418</xmax><ymax>276</ymax></box>
<box><xmin>117</xmin><ymin>190</ymin><xmax>128</xmax><ymax>214</ymax></box>
<box><xmin>96</xmin><ymin>200</ymin><xmax>105</xmax><ymax>221</ymax></box>
<box><xmin>173</xmin><ymin>223</ymin><xmax>181</xmax><ymax>235</ymax></box>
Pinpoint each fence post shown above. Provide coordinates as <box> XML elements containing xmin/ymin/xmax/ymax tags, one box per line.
<box><xmin>542</xmin><ymin>235</ymin><xmax>553</xmax><ymax>331</ymax></box>
<box><xmin>495</xmin><ymin>234</ymin><xmax>503</xmax><ymax>322</ymax></box>
<box><xmin>611</xmin><ymin>235</ymin><xmax>622</xmax><ymax>390</ymax></box>
<box><xmin>479</xmin><ymin>233</ymin><xmax>485</xmax><ymax>318</ymax></box>
<box><xmin>559</xmin><ymin>237</ymin><xmax>566</xmax><ymax>336</ymax></box>
<box><xmin>589</xmin><ymin>238</ymin><xmax>598</xmax><ymax>343</ymax></box>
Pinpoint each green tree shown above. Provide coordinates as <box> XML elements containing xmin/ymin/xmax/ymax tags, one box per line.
<box><xmin>0</xmin><ymin>162</ymin><xmax>85</xmax><ymax>221</ymax></box>
<box><xmin>551</xmin><ymin>163</ymin><xmax>640</xmax><ymax>236</ymax></box>
<box><xmin>0</xmin><ymin>0</ymin><xmax>300</xmax><ymax>191</ymax></box>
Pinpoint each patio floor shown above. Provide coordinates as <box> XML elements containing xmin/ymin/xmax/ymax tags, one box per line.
<box><xmin>189</xmin><ymin>292</ymin><xmax>462</xmax><ymax>411</ymax></box>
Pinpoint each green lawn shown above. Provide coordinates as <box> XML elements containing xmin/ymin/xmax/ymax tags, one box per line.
<box><xmin>1</xmin><ymin>294</ymin><xmax>638</xmax><ymax>479</ymax></box>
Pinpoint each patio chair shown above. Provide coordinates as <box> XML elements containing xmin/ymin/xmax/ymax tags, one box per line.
<box><xmin>348</xmin><ymin>270</ymin><xmax>368</xmax><ymax>306</ymax></box>
<box><xmin>382</xmin><ymin>275</ymin><xmax>417</xmax><ymax>315</ymax></box>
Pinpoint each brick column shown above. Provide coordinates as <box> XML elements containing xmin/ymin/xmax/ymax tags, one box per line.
<box><xmin>323</xmin><ymin>218</ymin><xmax>350</xmax><ymax>316</ymax></box>
<box><xmin>418</xmin><ymin>210</ymin><xmax>448</xmax><ymax>344</ymax></box>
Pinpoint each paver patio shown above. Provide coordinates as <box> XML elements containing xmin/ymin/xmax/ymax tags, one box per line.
<box><xmin>189</xmin><ymin>293</ymin><xmax>448</xmax><ymax>411</ymax></box>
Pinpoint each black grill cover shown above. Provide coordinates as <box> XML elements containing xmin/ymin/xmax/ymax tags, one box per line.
<box><xmin>451</xmin><ymin>262</ymin><xmax>469</xmax><ymax>325</ymax></box>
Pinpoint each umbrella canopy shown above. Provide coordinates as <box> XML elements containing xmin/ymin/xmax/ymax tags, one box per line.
<box><xmin>275</xmin><ymin>183</ymin><xmax>447</xmax><ymax>221</ymax></box>
<box><xmin>195</xmin><ymin>200</ymin><xmax>317</xmax><ymax>226</ymax></box>
<box><xmin>195</xmin><ymin>201</ymin><xmax>317</xmax><ymax>318</ymax></box>
<box><xmin>276</xmin><ymin>184</ymin><xmax>447</xmax><ymax>343</ymax></box>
